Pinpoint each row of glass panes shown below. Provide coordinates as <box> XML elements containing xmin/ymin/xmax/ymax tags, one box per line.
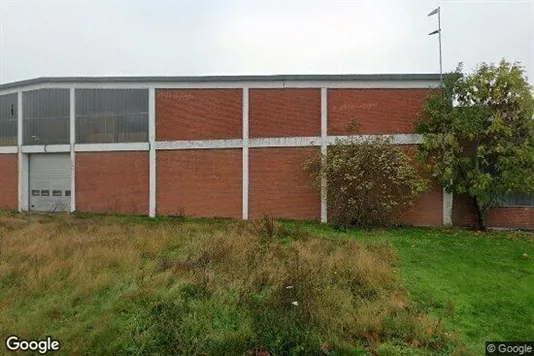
<box><xmin>0</xmin><ymin>89</ymin><xmax>148</xmax><ymax>145</ymax></box>
<box><xmin>494</xmin><ymin>193</ymin><xmax>534</xmax><ymax>207</ymax></box>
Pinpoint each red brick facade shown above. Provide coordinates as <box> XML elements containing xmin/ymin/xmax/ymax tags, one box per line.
<box><xmin>327</xmin><ymin>89</ymin><xmax>432</xmax><ymax>135</ymax></box>
<box><xmin>2</xmin><ymin>83</ymin><xmax>529</xmax><ymax>228</ymax></box>
<box><xmin>488</xmin><ymin>208</ymin><xmax>534</xmax><ymax>229</ymax></box>
<box><xmin>397</xmin><ymin>146</ymin><xmax>443</xmax><ymax>226</ymax></box>
<box><xmin>398</xmin><ymin>179</ymin><xmax>443</xmax><ymax>226</ymax></box>
<box><xmin>157</xmin><ymin>150</ymin><xmax>242</xmax><ymax>218</ymax></box>
<box><xmin>453</xmin><ymin>194</ymin><xmax>534</xmax><ymax>229</ymax></box>
<box><xmin>249</xmin><ymin>89</ymin><xmax>321</xmax><ymax>137</ymax></box>
<box><xmin>0</xmin><ymin>154</ymin><xmax>17</xmax><ymax>209</ymax></box>
<box><xmin>249</xmin><ymin>148</ymin><xmax>320</xmax><ymax>220</ymax></box>
<box><xmin>76</xmin><ymin>152</ymin><xmax>149</xmax><ymax>214</ymax></box>
<box><xmin>156</xmin><ymin>89</ymin><xmax>242</xmax><ymax>141</ymax></box>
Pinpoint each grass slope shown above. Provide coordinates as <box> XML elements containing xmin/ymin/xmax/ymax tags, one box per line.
<box><xmin>299</xmin><ymin>222</ymin><xmax>534</xmax><ymax>355</ymax></box>
<box><xmin>0</xmin><ymin>212</ymin><xmax>532</xmax><ymax>355</ymax></box>
<box><xmin>387</xmin><ymin>229</ymin><xmax>534</xmax><ymax>355</ymax></box>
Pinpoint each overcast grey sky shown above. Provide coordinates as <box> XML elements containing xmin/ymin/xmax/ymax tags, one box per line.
<box><xmin>0</xmin><ymin>0</ymin><xmax>533</xmax><ymax>84</ymax></box>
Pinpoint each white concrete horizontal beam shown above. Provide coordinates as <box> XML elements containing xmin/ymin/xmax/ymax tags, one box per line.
<box><xmin>250</xmin><ymin>137</ymin><xmax>322</xmax><ymax>148</ymax></box>
<box><xmin>155</xmin><ymin>139</ymin><xmax>243</xmax><ymax>150</ymax></box>
<box><xmin>22</xmin><ymin>145</ymin><xmax>71</xmax><ymax>153</ymax></box>
<box><xmin>75</xmin><ymin>142</ymin><xmax>149</xmax><ymax>152</ymax></box>
<box><xmin>152</xmin><ymin>134</ymin><xmax>423</xmax><ymax>151</ymax></box>
<box><xmin>329</xmin><ymin>134</ymin><xmax>423</xmax><ymax>145</ymax></box>
<box><xmin>0</xmin><ymin>146</ymin><xmax>18</xmax><ymax>154</ymax></box>
<box><xmin>13</xmin><ymin>135</ymin><xmax>425</xmax><ymax>155</ymax></box>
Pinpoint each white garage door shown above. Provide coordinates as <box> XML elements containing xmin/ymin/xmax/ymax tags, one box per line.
<box><xmin>29</xmin><ymin>154</ymin><xmax>72</xmax><ymax>212</ymax></box>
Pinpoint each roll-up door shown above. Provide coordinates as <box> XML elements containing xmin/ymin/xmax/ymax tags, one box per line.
<box><xmin>29</xmin><ymin>154</ymin><xmax>71</xmax><ymax>212</ymax></box>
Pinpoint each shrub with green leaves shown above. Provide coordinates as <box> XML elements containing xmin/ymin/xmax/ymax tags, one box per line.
<box><xmin>304</xmin><ymin>138</ymin><xmax>428</xmax><ymax>227</ymax></box>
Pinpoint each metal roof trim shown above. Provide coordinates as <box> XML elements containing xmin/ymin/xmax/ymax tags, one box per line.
<box><xmin>0</xmin><ymin>73</ymin><xmax>441</xmax><ymax>91</ymax></box>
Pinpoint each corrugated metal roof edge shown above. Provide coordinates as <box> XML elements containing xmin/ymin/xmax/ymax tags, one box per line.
<box><xmin>0</xmin><ymin>73</ymin><xmax>441</xmax><ymax>90</ymax></box>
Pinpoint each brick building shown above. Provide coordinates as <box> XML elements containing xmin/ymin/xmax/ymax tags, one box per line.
<box><xmin>0</xmin><ymin>75</ymin><xmax>531</xmax><ymax>228</ymax></box>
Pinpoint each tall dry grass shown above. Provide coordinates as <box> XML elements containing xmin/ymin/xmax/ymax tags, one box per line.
<box><xmin>0</xmin><ymin>212</ymin><xmax>455</xmax><ymax>355</ymax></box>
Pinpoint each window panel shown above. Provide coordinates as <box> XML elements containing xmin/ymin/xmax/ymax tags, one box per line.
<box><xmin>75</xmin><ymin>89</ymin><xmax>148</xmax><ymax>143</ymax></box>
<box><xmin>496</xmin><ymin>193</ymin><xmax>534</xmax><ymax>207</ymax></box>
<box><xmin>0</xmin><ymin>93</ymin><xmax>18</xmax><ymax>146</ymax></box>
<box><xmin>23</xmin><ymin>89</ymin><xmax>70</xmax><ymax>145</ymax></box>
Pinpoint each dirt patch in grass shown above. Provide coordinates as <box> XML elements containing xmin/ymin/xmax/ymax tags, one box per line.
<box><xmin>0</xmin><ymin>213</ymin><xmax>461</xmax><ymax>355</ymax></box>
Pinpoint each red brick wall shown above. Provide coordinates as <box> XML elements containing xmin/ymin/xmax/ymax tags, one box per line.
<box><xmin>249</xmin><ymin>148</ymin><xmax>320</xmax><ymax>220</ymax></box>
<box><xmin>156</xmin><ymin>89</ymin><xmax>242</xmax><ymax>141</ymax></box>
<box><xmin>452</xmin><ymin>194</ymin><xmax>478</xmax><ymax>227</ymax></box>
<box><xmin>398</xmin><ymin>179</ymin><xmax>443</xmax><ymax>226</ymax></box>
<box><xmin>249</xmin><ymin>89</ymin><xmax>321</xmax><ymax>137</ymax></box>
<box><xmin>76</xmin><ymin>152</ymin><xmax>149</xmax><ymax>214</ymax></box>
<box><xmin>453</xmin><ymin>194</ymin><xmax>534</xmax><ymax>229</ymax></box>
<box><xmin>488</xmin><ymin>208</ymin><xmax>534</xmax><ymax>229</ymax></box>
<box><xmin>327</xmin><ymin>89</ymin><xmax>432</xmax><ymax>135</ymax></box>
<box><xmin>0</xmin><ymin>155</ymin><xmax>18</xmax><ymax>209</ymax></box>
<box><xmin>397</xmin><ymin>146</ymin><xmax>443</xmax><ymax>226</ymax></box>
<box><xmin>157</xmin><ymin>150</ymin><xmax>242</xmax><ymax>218</ymax></box>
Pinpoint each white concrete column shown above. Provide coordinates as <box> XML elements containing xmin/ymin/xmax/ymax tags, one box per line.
<box><xmin>242</xmin><ymin>88</ymin><xmax>249</xmax><ymax>220</ymax></box>
<box><xmin>148</xmin><ymin>88</ymin><xmax>156</xmax><ymax>217</ymax></box>
<box><xmin>69</xmin><ymin>88</ymin><xmax>76</xmax><ymax>212</ymax></box>
<box><xmin>320</xmin><ymin>87</ymin><xmax>328</xmax><ymax>223</ymax></box>
<box><xmin>17</xmin><ymin>91</ymin><xmax>29</xmax><ymax>212</ymax></box>
<box><xmin>443</xmin><ymin>188</ymin><xmax>453</xmax><ymax>226</ymax></box>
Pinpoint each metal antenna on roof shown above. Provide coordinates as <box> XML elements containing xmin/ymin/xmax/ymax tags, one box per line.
<box><xmin>428</xmin><ymin>6</ymin><xmax>442</xmax><ymax>86</ymax></box>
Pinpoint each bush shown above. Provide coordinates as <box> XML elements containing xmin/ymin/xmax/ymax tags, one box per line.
<box><xmin>304</xmin><ymin>138</ymin><xmax>428</xmax><ymax>227</ymax></box>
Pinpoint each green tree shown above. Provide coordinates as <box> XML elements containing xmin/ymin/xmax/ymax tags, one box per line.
<box><xmin>417</xmin><ymin>60</ymin><xmax>534</xmax><ymax>229</ymax></box>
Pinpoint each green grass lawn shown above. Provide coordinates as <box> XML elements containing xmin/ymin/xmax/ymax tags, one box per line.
<box><xmin>0</xmin><ymin>212</ymin><xmax>532</xmax><ymax>355</ymax></box>
<box><xmin>298</xmin><ymin>222</ymin><xmax>534</xmax><ymax>355</ymax></box>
